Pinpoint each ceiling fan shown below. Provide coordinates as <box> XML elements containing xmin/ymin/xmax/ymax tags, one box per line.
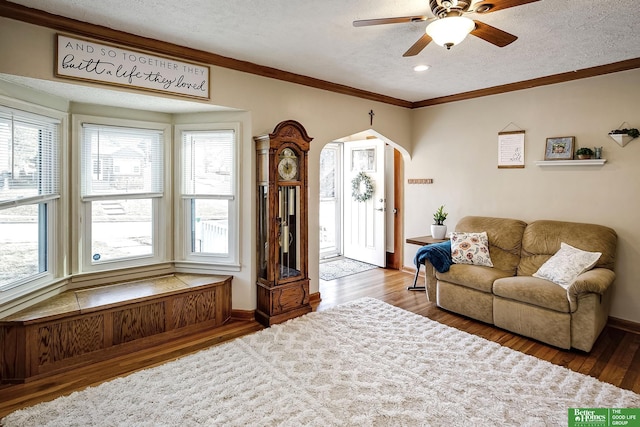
<box><xmin>353</xmin><ymin>0</ymin><xmax>540</xmax><ymax>56</ymax></box>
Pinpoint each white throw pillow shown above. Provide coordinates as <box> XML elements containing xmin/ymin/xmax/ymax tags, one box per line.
<box><xmin>533</xmin><ymin>242</ymin><xmax>601</xmax><ymax>289</ymax></box>
<box><xmin>450</xmin><ymin>231</ymin><xmax>493</xmax><ymax>267</ymax></box>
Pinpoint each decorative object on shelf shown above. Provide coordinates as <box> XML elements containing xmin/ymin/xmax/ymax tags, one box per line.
<box><xmin>254</xmin><ymin>120</ymin><xmax>312</xmax><ymax>326</ymax></box>
<box><xmin>594</xmin><ymin>147</ymin><xmax>603</xmax><ymax>159</ymax></box>
<box><xmin>576</xmin><ymin>147</ymin><xmax>594</xmax><ymax>160</ymax></box>
<box><xmin>609</xmin><ymin>124</ymin><xmax>639</xmax><ymax>147</ymax></box>
<box><xmin>351</xmin><ymin>171</ymin><xmax>374</xmax><ymax>202</ymax></box>
<box><xmin>431</xmin><ymin>205</ymin><xmax>448</xmax><ymax>239</ymax></box>
<box><xmin>544</xmin><ymin>136</ymin><xmax>574</xmax><ymax>160</ymax></box>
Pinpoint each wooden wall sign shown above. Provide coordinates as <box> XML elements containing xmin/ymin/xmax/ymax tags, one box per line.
<box><xmin>55</xmin><ymin>34</ymin><xmax>210</xmax><ymax>100</ymax></box>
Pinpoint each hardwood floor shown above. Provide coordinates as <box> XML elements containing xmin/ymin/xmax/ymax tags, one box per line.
<box><xmin>1</xmin><ymin>268</ymin><xmax>638</xmax><ymax>418</ymax></box>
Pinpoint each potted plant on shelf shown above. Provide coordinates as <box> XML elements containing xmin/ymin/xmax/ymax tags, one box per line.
<box><xmin>431</xmin><ymin>205</ymin><xmax>448</xmax><ymax>239</ymax></box>
<box><xmin>576</xmin><ymin>147</ymin><xmax>594</xmax><ymax>160</ymax></box>
<box><xmin>608</xmin><ymin>127</ymin><xmax>639</xmax><ymax>147</ymax></box>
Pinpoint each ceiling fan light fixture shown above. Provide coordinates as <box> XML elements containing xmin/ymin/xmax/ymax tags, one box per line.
<box><xmin>426</xmin><ymin>16</ymin><xmax>475</xmax><ymax>49</ymax></box>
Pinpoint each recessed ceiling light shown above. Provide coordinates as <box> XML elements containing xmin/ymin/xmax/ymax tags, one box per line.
<box><xmin>414</xmin><ymin>65</ymin><xmax>430</xmax><ymax>72</ymax></box>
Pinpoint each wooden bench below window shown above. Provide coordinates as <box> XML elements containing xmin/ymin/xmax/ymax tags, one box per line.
<box><xmin>0</xmin><ymin>273</ymin><xmax>232</xmax><ymax>383</ymax></box>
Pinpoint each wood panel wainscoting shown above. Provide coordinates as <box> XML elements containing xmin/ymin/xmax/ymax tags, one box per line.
<box><xmin>0</xmin><ymin>274</ymin><xmax>232</xmax><ymax>384</ymax></box>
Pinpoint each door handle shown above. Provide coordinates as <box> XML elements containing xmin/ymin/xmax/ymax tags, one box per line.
<box><xmin>375</xmin><ymin>207</ymin><xmax>385</xmax><ymax>212</ymax></box>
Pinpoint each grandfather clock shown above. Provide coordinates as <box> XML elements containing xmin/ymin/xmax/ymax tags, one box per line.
<box><xmin>255</xmin><ymin>120</ymin><xmax>312</xmax><ymax>326</ymax></box>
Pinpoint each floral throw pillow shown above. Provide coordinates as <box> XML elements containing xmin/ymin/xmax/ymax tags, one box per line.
<box><xmin>450</xmin><ymin>231</ymin><xmax>493</xmax><ymax>267</ymax></box>
<box><xmin>533</xmin><ymin>242</ymin><xmax>601</xmax><ymax>289</ymax></box>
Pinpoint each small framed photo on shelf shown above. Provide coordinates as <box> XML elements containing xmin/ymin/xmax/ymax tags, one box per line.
<box><xmin>544</xmin><ymin>136</ymin><xmax>575</xmax><ymax>160</ymax></box>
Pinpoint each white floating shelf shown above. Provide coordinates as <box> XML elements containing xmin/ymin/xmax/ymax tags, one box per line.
<box><xmin>535</xmin><ymin>159</ymin><xmax>607</xmax><ymax>166</ymax></box>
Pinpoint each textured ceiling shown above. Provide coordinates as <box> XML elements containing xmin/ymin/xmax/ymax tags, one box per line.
<box><xmin>4</xmin><ymin>0</ymin><xmax>640</xmax><ymax>111</ymax></box>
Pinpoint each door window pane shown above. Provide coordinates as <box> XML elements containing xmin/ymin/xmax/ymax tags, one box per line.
<box><xmin>319</xmin><ymin>200</ymin><xmax>337</xmax><ymax>251</ymax></box>
<box><xmin>320</xmin><ymin>148</ymin><xmax>336</xmax><ymax>198</ymax></box>
<box><xmin>319</xmin><ymin>144</ymin><xmax>341</xmax><ymax>257</ymax></box>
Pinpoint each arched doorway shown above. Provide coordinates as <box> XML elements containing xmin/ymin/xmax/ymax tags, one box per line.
<box><xmin>318</xmin><ymin>129</ymin><xmax>409</xmax><ymax>281</ymax></box>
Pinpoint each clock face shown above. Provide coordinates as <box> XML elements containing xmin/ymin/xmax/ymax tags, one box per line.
<box><xmin>278</xmin><ymin>149</ymin><xmax>298</xmax><ymax>180</ymax></box>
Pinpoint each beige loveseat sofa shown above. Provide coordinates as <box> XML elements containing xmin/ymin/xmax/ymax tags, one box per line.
<box><xmin>423</xmin><ymin>216</ymin><xmax>617</xmax><ymax>352</ymax></box>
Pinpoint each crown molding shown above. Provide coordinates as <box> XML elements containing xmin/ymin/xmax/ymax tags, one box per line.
<box><xmin>412</xmin><ymin>58</ymin><xmax>640</xmax><ymax>108</ymax></box>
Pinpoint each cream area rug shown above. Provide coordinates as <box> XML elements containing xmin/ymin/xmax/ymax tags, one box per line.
<box><xmin>3</xmin><ymin>298</ymin><xmax>639</xmax><ymax>427</ymax></box>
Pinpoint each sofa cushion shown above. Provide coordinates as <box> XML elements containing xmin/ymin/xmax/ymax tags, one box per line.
<box><xmin>517</xmin><ymin>220</ymin><xmax>617</xmax><ymax>276</ymax></box>
<box><xmin>494</xmin><ymin>296</ymin><xmax>571</xmax><ymax>349</ymax></box>
<box><xmin>438</xmin><ymin>281</ymin><xmax>494</xmax><ymax>324</ymax></box>
<box><xmin>532</xmin><ymin>242</ymin><xmax>601</xmax><ymax>288</ymax></box>
<box><xmin>450</xmin><ymin>231</ymin><xmax>493</xmax><ymax>267</ymax></box>
<box><xmin>437</xmin><ymin>264</ymin><xmax>512</xmax><ymax>293</ymax></box>
<box><xmin>455</xmin><ymin>216</ymin><xmax>527</xmax><ymax>276</ymax></box>
<box><xmin>493</xmin><ymin>276</ymin><xmax>570</xmax><ymax>313</ymax></box>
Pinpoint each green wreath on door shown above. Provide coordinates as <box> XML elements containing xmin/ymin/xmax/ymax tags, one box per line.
<box><xmin>351</xmin><ymin>171</ymin><xmax>374</xmax><ymax>202</ymax></box>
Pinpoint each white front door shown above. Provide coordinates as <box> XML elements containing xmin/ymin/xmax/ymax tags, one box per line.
<box><xmin>343</xmin><ymin>139</ymin><xmax>386</xmax><ymax>267</ymax></box>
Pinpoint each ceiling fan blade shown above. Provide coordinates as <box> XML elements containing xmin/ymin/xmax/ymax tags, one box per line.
<box><xmin>473</xmin><ymin>0</ymin><xmax>540</xmax><ymax>14</ymax></box>
<box><xmin>402</xmin><ymin>33</ymin><xmax>432</xmax><ymax>57</ymax></box>
<box><xmin>353</xmin><ymin>16</ymin><xmax>428</xmax><ymax>27</ymax></box>
<box><xmin>471</xmin><ymin>20</ymin><xmax>517</xmax><ymax>47</ymax></box>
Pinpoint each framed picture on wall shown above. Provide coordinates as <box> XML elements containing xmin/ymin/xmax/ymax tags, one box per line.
<box><xmin>544</xmin><ymin>136</ymin><xmax>575</xmax><ymax>160</ymax></box>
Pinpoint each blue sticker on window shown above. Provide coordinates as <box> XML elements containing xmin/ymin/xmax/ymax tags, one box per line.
<box><xmin>93</xmin><ymin>254</ymin><xmax>101</xmax><ymax>261</ymax></box>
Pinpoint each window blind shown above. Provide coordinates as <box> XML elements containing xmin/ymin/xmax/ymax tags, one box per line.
<box><xmin>0</xmin><ymin>107</ymin><xmax>60</xmax><ymax>208</ymax></box>
<box><xmin>81</xmin><ymin>123</ymin><xmax>164</xmax><ymax>199</ymax></box>
<box><xmin>182</xmin><ymin>130</ymin><xmax>234</xmax><ymax>197</ymax></box>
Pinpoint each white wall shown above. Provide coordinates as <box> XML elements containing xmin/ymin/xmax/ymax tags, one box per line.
<box><xmin>405</xmin><ymin>69</ymin><xmax>640</xmax><ymax>323</ymax></box>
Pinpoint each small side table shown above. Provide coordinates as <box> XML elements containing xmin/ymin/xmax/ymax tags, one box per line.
<box><xmin>406</xmin><ymin>235</ymin><xmax>448</xmax><ymax>291</ymax></box>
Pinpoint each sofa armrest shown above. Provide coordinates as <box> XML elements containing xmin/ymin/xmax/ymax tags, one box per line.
<box><xmin>423</xmin><ymin>260</ymin><xmax>437</xmax><ymax>302</ymax></box>
<box><xmin>567</xmin><ymin>268</ymin><xmax>615</xmax><ymax>311</ymax></box>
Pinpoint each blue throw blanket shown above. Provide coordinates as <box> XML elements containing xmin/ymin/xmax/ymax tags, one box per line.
<box><xmin>414</xmin><ymin>240</ymin><xmax>452</xmax><ymax>273</ymax></box>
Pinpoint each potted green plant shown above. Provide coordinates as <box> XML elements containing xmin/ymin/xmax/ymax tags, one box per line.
<box><xmin>609</xmin><ymin>128</ymin><xmax>640</xmax><ymax>138</ymax></box>
<box><xmin>609</xmin><ymin>127</ymin><xmax>639</xmax><ymax>147</ymax></box>
<box><xmin>431</xmin><ymin>205</ymin><xmax>448</xmax><ymax>239</ymax></box>
<box><xmin>576</xmin><ymin>147</ymin><xmax>594</xmax><ymax>160</ymax></box>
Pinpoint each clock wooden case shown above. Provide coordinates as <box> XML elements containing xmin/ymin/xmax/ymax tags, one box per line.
<box><xmin>254</xmin><ymin>120</ymin><xmax>312</xmax><ymax>326</ymax></box>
